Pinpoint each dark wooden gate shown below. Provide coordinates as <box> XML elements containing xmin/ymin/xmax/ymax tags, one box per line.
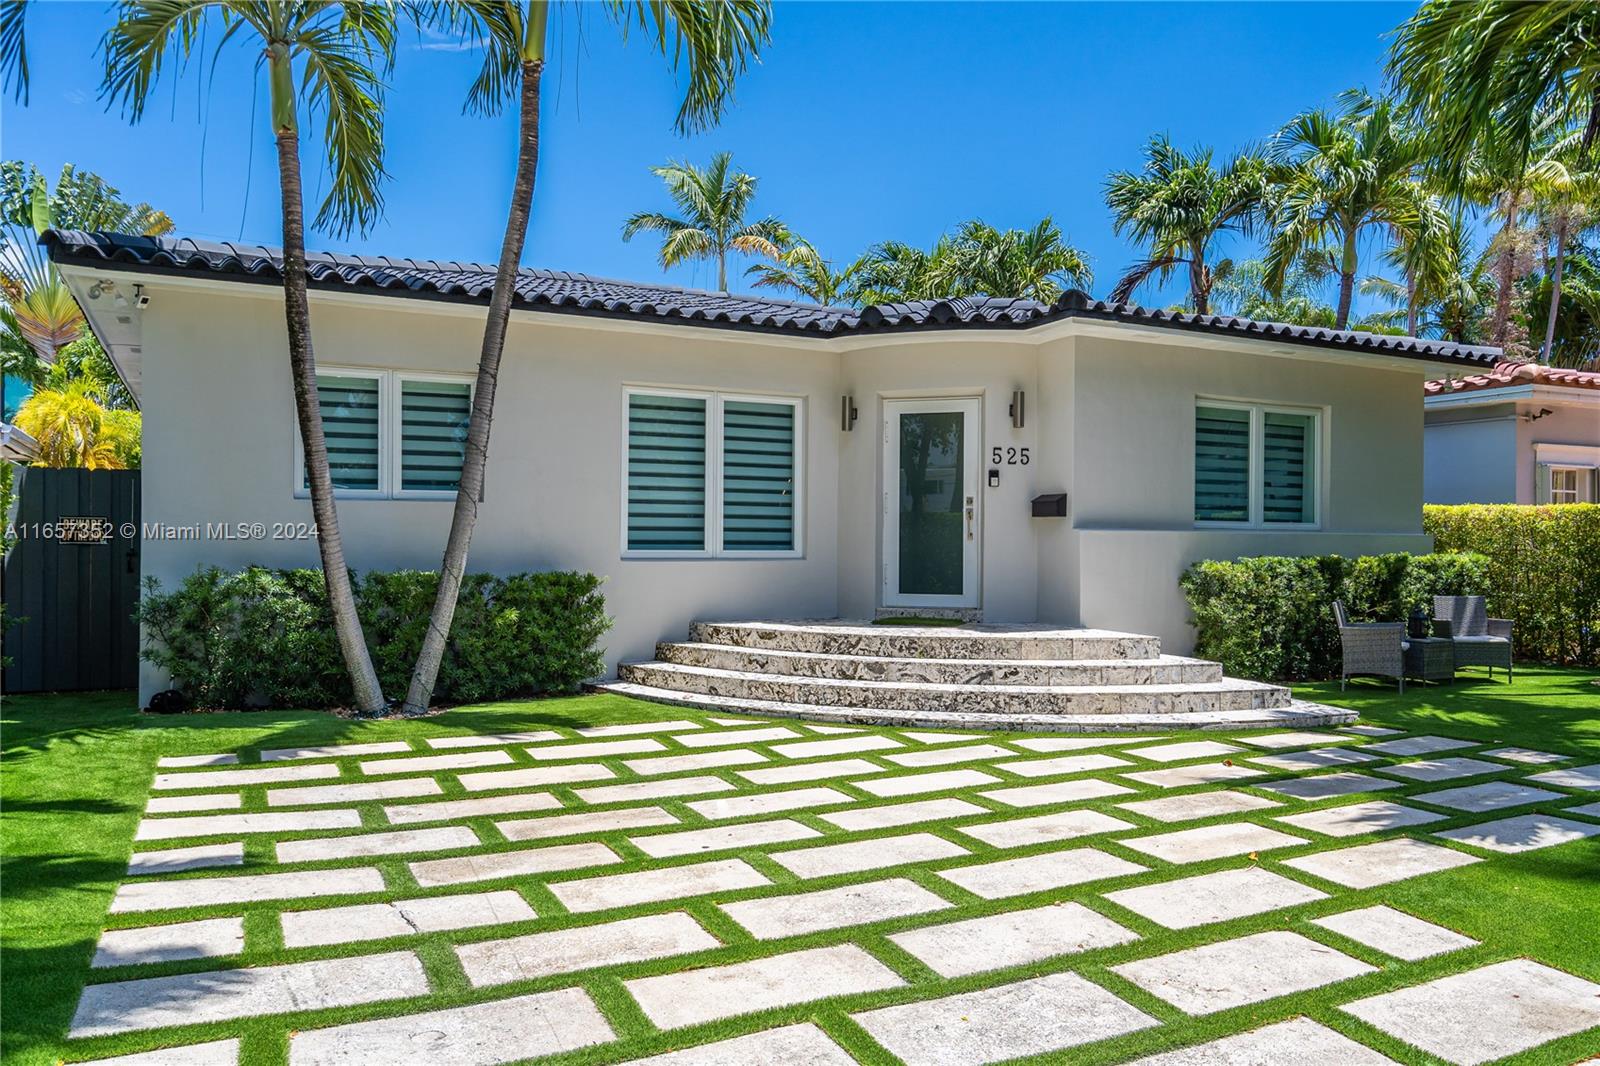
<box><xmin>2</xmin><ymin>468</ymin><xmax>142</xmax><ymax>693</ymax></box>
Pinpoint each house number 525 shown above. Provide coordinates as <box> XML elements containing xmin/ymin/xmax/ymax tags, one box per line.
<box><xmin>990</xmin><ymin>447</ymin><xmax>1030</xmax><ymax>465</ymax></box>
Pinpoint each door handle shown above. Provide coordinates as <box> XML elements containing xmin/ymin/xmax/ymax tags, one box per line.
<box><xmin>965</xmin><ymin>496</ymin><xmax>974</xmax><ymax>541</ymax></box>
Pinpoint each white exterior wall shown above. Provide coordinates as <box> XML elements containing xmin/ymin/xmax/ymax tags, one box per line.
<box><xmin>835</xmin><ymin>337</ymin><xmax>1043</xmax><ymax>622</ymax></box>
<box><xmin>128</xmin><ymin>277</ymin><xmax>1446</xmax><ymax>701</ymax></box>
<box><xmin>1063</xmin><ymin>334</ymin><xmax>1433</xmax><ymax>653</ymax></box>
<box><xmin>138</xmin><ymin>286</ymin><xmax>841</xmax><ymax>702</ymax></box>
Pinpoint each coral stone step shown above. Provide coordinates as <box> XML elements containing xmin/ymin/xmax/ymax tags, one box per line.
<box><xmin>656</xmin><ymin>642</ymin><xmax>1225</xmax><ymax>687</ymax></box>
<box><xmin>687</xmin><ymin>621</ymin><xmax>1160</xmax><ymax>661</ymax></box>
<box><xmin>592</xmin><ymin>683</ymin><xmax>1355</xmax><ymax>732</ymax></box>
<box><xmin>617</xmin><ymin>661</ymin><xmax>1288</xmax><ymax>716</ymax></box>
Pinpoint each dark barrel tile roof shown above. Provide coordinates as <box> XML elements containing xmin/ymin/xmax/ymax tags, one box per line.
<box><xmin>46</xmin><ymin>230</ymin><xmax>1501</xmax><ymax>366</ymax></box>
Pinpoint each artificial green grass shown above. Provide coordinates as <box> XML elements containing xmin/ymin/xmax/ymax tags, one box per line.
<box><xmin>3</xmin><ymin>670</ymin><xmax>1598</xmax><ymax>1066</ymax></box>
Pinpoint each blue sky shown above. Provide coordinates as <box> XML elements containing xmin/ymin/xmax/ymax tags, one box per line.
<box><xmin>5</xmin><ymin>1</ymin><xmax>1416</xmax><ymax>308</ymax></box>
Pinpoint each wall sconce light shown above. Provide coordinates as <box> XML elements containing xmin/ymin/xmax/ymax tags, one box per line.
<box><xmin>841</xmin><ymin>395</ymin><xmax>858</xmax><ymax>432</ymax></box>
<box><xmin>1009</xmin><ymin>389</ymin><xmax>1025</xmax><ymax>429</ymax></box>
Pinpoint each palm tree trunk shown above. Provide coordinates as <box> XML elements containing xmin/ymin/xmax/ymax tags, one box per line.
<box><xmin>718</xmin><ymin>248</ymin><xmax>727</xmax><ymax>292</ymax></box>
<box><xmin>1489</xmin><ymin>194</ymin><xmax>1521</xmax><ymax>349</ymax></box>
<box><xmin>1190</xmin><ymin>251</ymin><xmax>1207</xmax><ymax>315</ymax></box>
<box><xmin>1334</xmin><ymin>226</ymin><xmax>1358</xmax><ymax>330</ymax></box>
<box><xmin>1542</xmin><ymin>214</ymin><xmax>1568</xmax><ymax>360</ymax></box>
<box><xmin>1406</xmin><ymin>269</ymin><xmax>1418</xmax><ymax>338</ymax></box>
<box><xmin>401</xmin><ymin>59</ymin><xmax>545</xmax><ymax>715</ymax></box>
<box><xmin>274</xmin><ymin>128</ymin><xmax>385</xmax><ymax>715</ymax></box>
<box><xmin>1545</xmin><ymin>91</ymin><xmax>1600</xmax><ymax>360</ymax></box>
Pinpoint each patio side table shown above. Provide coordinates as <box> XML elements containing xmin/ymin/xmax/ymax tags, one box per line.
<box><xmin>1404</xmin><ymin>636</ymin><xmax>1454</xmax><ymax>684</ymax></box>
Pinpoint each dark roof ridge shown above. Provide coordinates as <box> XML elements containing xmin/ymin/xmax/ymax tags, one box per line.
<box><xmin>45</xmin><ymin>230</ymin><xmax>1502</xmax><ymax>366</ymax></box>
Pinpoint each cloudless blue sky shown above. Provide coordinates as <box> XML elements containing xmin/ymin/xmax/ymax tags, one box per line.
<box><xmin>5</xmin><ymin>1</ymin><xmax>1417</xmax><ymax>309</ymax></box>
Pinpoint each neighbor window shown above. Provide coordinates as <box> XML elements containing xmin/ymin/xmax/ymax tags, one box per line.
<box><xmin>300</xmin><ymin>369</ymin><xmax>473</xmax><ymax>498</ymax></box>
<box><xmin>1546</xmin><ymin>465</ymin><xmax>1595</xmax><ymax>504</ymax></box>
<box><xmin>625</xmin><ymin>388</ymin><xmax>801</xmax><ymax>556</ymax></box>
<box><xmin>1194</xmin><ymin>400</ymin><xmax>1320</xmax><ymax>526</ymax></box>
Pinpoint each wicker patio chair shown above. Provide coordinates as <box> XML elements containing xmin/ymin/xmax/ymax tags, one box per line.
<box><xmin>1434</xmin><ymin>595</ymin><xmax>1514</xmax><ymax>683</ymax></box>
<box><xmin>1333</xmin><ymin>600</ymin><xmax>1407</xmax><ymax>692</ymax></box>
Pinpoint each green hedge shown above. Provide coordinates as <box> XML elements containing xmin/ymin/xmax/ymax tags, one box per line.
<box><xmin>137</xmin><ymin>567</ymin><xmax>610</xmax><ymax>710</ymax></box>
<box><xmin>1423</xmin><ymin>504</ymin><xmax>1600</xmax><ymax>666</ymax></box>
<box><xmin>1180</xmin><ymin>552</ymin><xmax>1490</xmax><ymax>682</ymax></box>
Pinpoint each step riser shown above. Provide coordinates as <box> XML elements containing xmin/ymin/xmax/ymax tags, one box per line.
<box><xmin>688</xmin><ymin>622</ymin><xmax>1160</xmax><ymax>662</ymax></box>
<box><xmin>593</xmin><ymin>682</ymin><xmax>1357</xmax><ymax>732</ymax></box>
<box><xmin>617</xmin><ymin>663</ymin><xmax>1289</xmax><ymax>716</ymax></box>
<box><xmin>656</xmin><ymin>643</ymin><xmax>1225</xmax><ymax>686</ymax></box>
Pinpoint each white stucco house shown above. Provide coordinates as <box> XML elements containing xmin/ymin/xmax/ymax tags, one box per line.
<box><xmin>50</xmin><ymin>231</ymin><xmax>1503</xmax><ymax>722</ymax></box>
<box><xmin>1423</xmin><ymin>361</ymin><xmax>1600</xmax><ymax>505</ymax></box>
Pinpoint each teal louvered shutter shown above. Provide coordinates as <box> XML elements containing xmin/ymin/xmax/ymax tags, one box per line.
<box><xmin>723</xmin><ymin>399</ymin><xmax>796</xmax><ymax>551</ymax></box>
<box><xmin>628</xmin><ymin>393</ymin><xmax>707</xmax><ymax>551</ymax></box>
<box><xmin>400</xmin><ymin>380</ymin><xmax>471</xmax><ymax>492</ymax></box>
<box><xmin>312</xmin><ymin>374</ymin><xmax>381</xmax><ymax>491</ymax></box>
<box><xmin>1194</xmin><ymin>405</ymin><xmax>1250</xmax><ymax>522</ymax></box>
<box><xmin>1262</xmin><ymin>411</ymin><xmax>1316</xmax><ymax>523</ymax></box>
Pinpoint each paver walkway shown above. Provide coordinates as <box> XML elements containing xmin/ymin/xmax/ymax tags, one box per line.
<box><xmin>70</xmin><ymin>712</ymin><xmax>1600</xmax><ymax>1065</ymax></box>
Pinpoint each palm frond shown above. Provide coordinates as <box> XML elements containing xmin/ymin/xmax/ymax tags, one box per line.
<box><xmin>600</xmin><ymin>0</ymin><xmax>771</xmax><ymax>132</ymax></box>
<box><xmin>2</xmin><ymin>0</ymin><xmax>29</xmax><ymax>104</ymax></box>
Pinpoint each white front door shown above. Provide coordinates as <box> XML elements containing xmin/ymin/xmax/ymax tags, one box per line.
<box><xmin>882</xmin><ymin>397</ymin><xmax>981</xmax><ymax>609</ymax></box>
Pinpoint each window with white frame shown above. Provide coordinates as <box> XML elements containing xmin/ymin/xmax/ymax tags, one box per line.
<box><xmin>300</xmin><ymin>369</ymin><xmax>472</xmax><ymax>498</ymax></box>
<box><xmin>1195</xmin><ymin>400</ymin><xmax>1320</xmax><ymax>526</ymax></box>
<box><xmin>1547</xmin><ymin>465</ymin><xmax>1595</xmax><ymax>504</ymax></box>
<box><xmin>624</xmin><ymin>387</ymin><xmax>802</xmax><ymax>556</ymax></box>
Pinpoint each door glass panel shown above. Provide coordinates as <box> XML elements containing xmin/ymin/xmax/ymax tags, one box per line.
<box><xmin>898</xmin><ymin>411</ymin><xmax>965</xmax><ymax>596</ymax></box>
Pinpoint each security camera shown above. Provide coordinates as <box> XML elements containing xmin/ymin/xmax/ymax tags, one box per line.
<box><xmin>134</xmin><ymin>285</ymin><xmax>150</xmax><ymax>309</ymax></box>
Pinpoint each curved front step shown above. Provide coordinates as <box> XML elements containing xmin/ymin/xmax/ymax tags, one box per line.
<box><xmin>688</xmin><ymin>621</ymin><xmax>1161</xmax><ymax>661</ymax></box>
<box><xmin>617</xmin><ymin>661</ymin><xmax>1289</xmax><ymax>716</ymax></box>
<box><xmin>656</xmin><ymin>642</ymin><xmax>1225</xmax><ymax>686</ymax></box>
<box><xmin>594</xmin><ymin>682</ymin><xmax>1356</xmax><ymax>732</ymax></box>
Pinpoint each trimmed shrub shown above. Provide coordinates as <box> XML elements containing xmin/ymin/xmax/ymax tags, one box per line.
<box><xmin>1180</xmin><ymin>552</ymin><xmax>1490</xmax><ymax>682</ymax></box>
<box><xmin>1424</xmin><ymin>504</ymin><xmax>1600</xmax><ymax>666</ymax></box>
<box><xmin>137</xmin><ymin>566</ymin><xmax>610</xmax><ymax>710</ymax></box>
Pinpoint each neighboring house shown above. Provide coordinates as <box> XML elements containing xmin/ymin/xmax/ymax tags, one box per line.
<box><xmin>1423</xmin><ymin>362</ymin><xmax>1600</xmax><ymax>505</ymax></box>
<box><xmin>49</xmin><ymin>231</ymin><xmax>1501</xmax><ymax>707</ymax></box>
<box><xmin>0</xmin><ymin>421</ymin><xmax>39</xmax><ymax>463</ymax></box>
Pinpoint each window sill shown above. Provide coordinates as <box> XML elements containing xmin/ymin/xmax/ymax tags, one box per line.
<box><xmin>621</xmin><ymin>551</ymin><xmax>805</xmax><ymax>561</ymax></box>
<box><xmin>294</xmin><ymin>490</ymin><xmax>458</xmax><ymax>502</ymax></box>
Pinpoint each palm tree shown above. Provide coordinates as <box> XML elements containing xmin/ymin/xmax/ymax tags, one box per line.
<box><xmin>402</xmin><ymin>1</ymin><xmax>771</xmax><ymax>715</ymax></box>
<box><xmin>1104</xmin><ymin>136</ymin><xmax>1267</xmax><ymax>313</ymax></box>
<box><xmin>1390</xmin><ymin>1</ymin><xmax>1600</xmax><ymax>355</ymax></box>
<box><xmin>1365</xmin><ymin>190</ymin><xmax>1454</xmax><ymax>336</ymax></box>
<box><xmin>947</xmin><ymin>218</ymin><xmax>1091</xmax><ymax>303</ymax></box>
<box><xmin>851</xmin><ymin>220</ymin><xmax>1091</xmax><ymax>306</ymax></box>
<box><xmin>622</xmin><ymin>152</ymin><xmax>784</xmax><ymax>292</ymax></box>
<box><xmin>1264</xmin><ymin>94</ymin><xmax>1434</xmax><ymax>329</ymax></box>
<box><xmin>0</xmin><ymin>0</ymin><xmax>28</xmax><ymax>103</ymax></box>
<box><xmin>1</xmin><ymin>162</ymin><xmax>175</xmax><ymax>365</ymax></box>
<box><xmin>746</xmin><ymin>239</ymin><xmax>861</xmax><ymax>305</ymax></box>
<box><xmin>1446</xmin><ymin>111</ymin><xmax>1577</xmax><ymax>355</ymax></box>
<box><xmin>1524</xmin><ymin>242</ymin><xmax>1600</xmax><ymax>368</ymax></box>
<box><xmin>103</xmin><ymin>1</ymin><xmax>396</xmax><ymax>714</ymax></box>
<box><xmin>13</xmin><ymin>379</ymin><xmax>139</xmax><ymax>469</ymax></box>
<box><xmin>849</xmin><ymin>238</ymin><xmax>957</xmax><ymax>305</ymax></box>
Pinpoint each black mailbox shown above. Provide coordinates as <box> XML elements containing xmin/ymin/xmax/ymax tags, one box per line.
<box><xmin>1031</xmin><ymin>493</ymin><xmax>1068</xmax><ymax>518</ymax></box>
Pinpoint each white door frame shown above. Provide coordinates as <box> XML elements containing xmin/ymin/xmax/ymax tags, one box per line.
<box><xmin>882</xmin><ymin>396</ymin><xmax>982</xmax><ymax>609</ymax></box>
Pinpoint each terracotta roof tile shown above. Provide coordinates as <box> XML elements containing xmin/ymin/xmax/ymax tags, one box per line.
<box><xmin>1423</xmin><ymin>361</ymin><xmax>1600</xmax><ymax>395</ymax></box>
